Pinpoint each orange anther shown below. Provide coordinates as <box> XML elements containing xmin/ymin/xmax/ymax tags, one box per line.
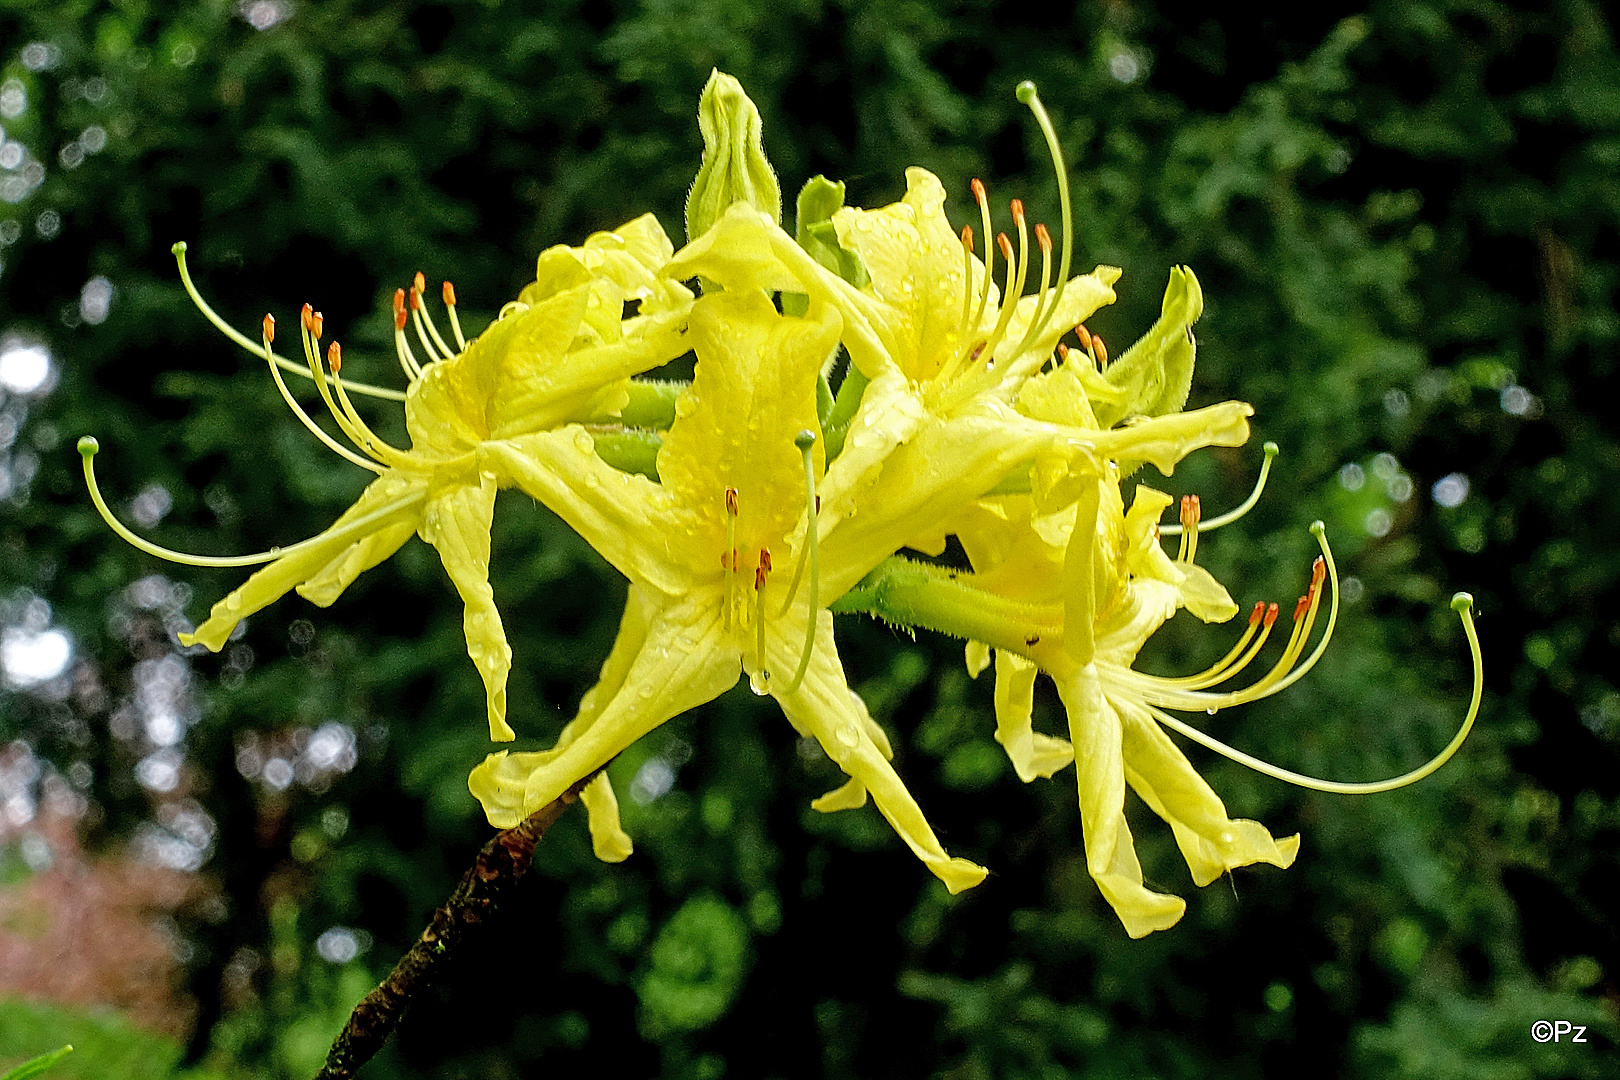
<box><xmin>754</xmin><ymin>548</ymin><xmax>773</xmax><ymax>590</ymax></box>
<box><xmin>1057</xmin><ymin>342</ymin><xmax>1070</xmax><ymax>361</ymax></box>
<box><xmin>262</xmin><ymin>313</ymin><xmax>275</xmax><ymax>343</ymax></box>
<box><xmin>1310</xmin><ymin>555</ymin><xmax>1327</xmax><ymax>591</ymax></box>
<box><xmin>1075</xmin><ymin>324</ymin><xmax>1093</xmax><ymax>351</ymax></box>
<box><xmin>960</xmin><ymin>225</ymin><xmax>974</xmax><ymax>251</ymax></box>
<box><xmin>970</xmin><ymin>178</ymin><xmax>987</xmax><ymax>205</ymax></box>
<box><xmin>300</xmin><ymin>303</ymin><xmax>314</xmax><ymax>333</ymax></box>
<box><xmin>1035</xmin><ymin>222</ymin><xmax>1051</xmax><ymax>251</ymax></box>
<box><xmin>997</xmin><ymin>232</ymin><xmax>1014</xmax><ymax>261</ymax></box>
<box><xmin>1010</xmin><ymin>198</ymin><xmax>1025</xmax><ymax>224</ymax></box>
<box><xmin>1262</xmin><ymin>602</ymin><xmax>1280</xmax><ymax>628</ymax></box>
<box><xmin>393</xmin><ymin>288</ymin><xmax>408</xmax><ymax>331</ymax></box>
<box><xmin>327</xmin><ymin>340</ymin><xmax>342</xmax><ymax>374</ymax></box>
<box><xmin>408</xmin><ymin>286</ymin><xmax>421</xmax><ymax>311</ymax></box>
<box><xmin>1248</xmin><ymin>600</ymin><xmax>1266</xmax><ymax>625</ymax></box>
<box><xmin>1093</xmin><ymin>334</ymin><xmax>1108</xmax><ymax>365</ymax></box>
<box><xmin>725</xmin><ymin>486</ymin><xmax>739</xmax><ymax>516</ymax></box>
<box><xmin>442</xmin><ymin>280</ymin><xmax>457</xmax><ymax>307</ymax></box>
<box><xmin>310</xmin><ymin>311</ymin><xmax>323</xmax><ymax>339</ymax></box>
<box><xmin>1180</xmin><ymin>494</ymin><xmax>1202</xmax><ymax>530</ymax></box>
<box><xmin>413</xmin><ymin>271</ymin><xmax>426</xmax><ymax>295</ymax></box>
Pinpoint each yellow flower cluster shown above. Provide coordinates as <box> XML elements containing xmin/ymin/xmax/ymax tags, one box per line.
<box><xmin>83</xmin><ymin>72</ymin><xmax>1481</xmax><ymax>935</ymax></box>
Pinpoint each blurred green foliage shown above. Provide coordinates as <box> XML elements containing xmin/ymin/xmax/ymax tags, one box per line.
<box><xmin>0</xmin><ymin>0</ymin><xmax>1615</xmax><ymax>1077</ymax></box>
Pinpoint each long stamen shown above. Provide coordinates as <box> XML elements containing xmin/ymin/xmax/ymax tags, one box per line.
<box><xmin>297</xmin><ymin>306</ymin><xmax>374</xmax><ymax>457</ymax></box>
<box><xmin>1124</xmin><ymin>521</ymin><xmax>1340</xmax><ymax>712</ymax></box>
<box><xmin>258</xmin><ymin>314</ymin><xmax>383</xmax><ymax>473</ymax></box>
<box><xmin>1155</xmin><ymin>602</ymin><xmax>1279</xmax><ymax>691</ymax></box>
<box><xmin>958</xmin><ymin>226</ymin><xmax>976</xmax><ymax>345</ymax></box>
<box><xmin>723</xmin><ymin>487</ymin><xmax>739</xmax><ymax>631</ymax></box>
<box><xmin>1004</xmin><ymin>221</ymin><xmax>1055</xmax><ymax>362</ymax></box>
<box><xmin>1014</xmin><ymin>82</ymin><xmax>1073</xmax><ymax>351</ymax></box>
<box><xmin>393</xmin><ymin>289</ymin><xmax>425</xmax><ymax>382</ymax></box>
<box><xmin>77</xmin><ymin>436</ymin><xmax>422</xmax><ymax>567</ymax></box>
<box><xmin>410</xmin><ymin>273</ymin><xmax>454</xmax><ymax>361</ymax></box>
<box><xmin>753</xmin><ymin>549</ymin><xmax>772</xmax><ymax>692</ymax></box>
<box><xmin>968</xmin><ymin>179</ymin><xmax>995</xmax><ymax>335</ymax></box>
<box><xmin>1177</xmin><ymin>495</ymin><xmax>1201</xmax><ymax>563</ymax></box>
<box><xmin>779</xmin><ymin>431</ymin><xmax>821</xmax><ymax>694</ymax></box>
<box><xmin>978</xmin><ymin>203</ymin><xmax>1031</xmax><ymax>366</ymax></box>
<box><xmin>170</xmin><ymin>242</ymin><xmax>405</xmax><ymax>402</ymax></box>
<box><xmin>1149</xmin><ymin>593</ymin><xmax>1482</xmax><ymax>794</ymax></box>
<box><xmin>327</xmin><ymin>341</ymin><xmax>408</xmax><ymax>466</ymax></box>
<box><xmin>442</xmin><ymin>280</ymin><xmax>467</xmax><ymax>351</ymax></box>
<box><xmin>1162</xmin><ymin>442</ymin><xmax>1280</xmax><ymax>536</ymax></box>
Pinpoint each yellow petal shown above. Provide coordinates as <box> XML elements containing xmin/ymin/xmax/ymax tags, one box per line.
<box><xmin>772</xmin><ymin>614</ymin><xmax>988</xmax><ymax>894</ymax></box>
<box><xmin>993</xmin><ymin>650</ymin><xmax>1072</xmax><ymax>782</ymax></box>
<box><xmin>1061</xmin><ymin>663</ymin><xmax>1186</xmax><ymax>937</ymax></box>
<box><xmin>580</xmin><ymin>772</ymin><xmax>634</xmax><ymax>863</ymax></box>
<box><xmin>182</xmin><ymin>475</ymin><xmax>426</xmax><ymax>651</ymax></box>
<box><xmin>657</xmin><ymin>289</ymin><xmax>836</xmax><ymax>559</ymax></box>
<box><xmin>483</xmin><ymin>434</ymin><xmax>688</xmax><ymax>594</ymax></box>
<box><xmin>467</xmin><ymin>594</ymin><xmax>739</xmax><ymax>826</ymax></box>
<box><xmin>1118</xmin><ymin>698</ymin><xmax>1299</xmax><ymax>886</ymax></box>
<box><xmin>419</xmin><ymin>470</ymin><xmax>514</xmax><ymax>742</ymax></box>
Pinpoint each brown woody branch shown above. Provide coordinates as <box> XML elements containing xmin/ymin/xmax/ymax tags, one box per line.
<box><xmin>313</xmin><ymin>767</ymin><xmax>605</xmax><ymax>1080</ymax></box>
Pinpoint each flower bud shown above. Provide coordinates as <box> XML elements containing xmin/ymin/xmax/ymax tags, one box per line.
<box><xmin>686</xmin><ymin>69</ymin><xmax>781</xmax><ymax>242</ymax></box>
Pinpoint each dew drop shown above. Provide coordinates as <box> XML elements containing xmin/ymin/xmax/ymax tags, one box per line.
<box><xmin>573</xmin><ymin>431</ymin><xmax>595</xmax><ymax>454</ymax></box>
<box><xmin>748</xmin><ymin>670</ymin><xmax>771</xmax><ymax>696</ymax></box>
<box><xmin>834</xmin><ymin>724</ymin><xmax>859</xmax><ymax>748</ymax></box>
<box><xmin>1205</xmin><ymin>707</ymin><xmax>1218</xmax><ymax>716</ymax></box>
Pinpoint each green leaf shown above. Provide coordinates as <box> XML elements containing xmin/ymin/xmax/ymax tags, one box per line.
<box><xmin>1</xmin><ymin>1046</ymin><xmax>73</xmax><ymax>1080</ymax></box>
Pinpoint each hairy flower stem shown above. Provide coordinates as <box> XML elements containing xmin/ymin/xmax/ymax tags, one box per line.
<box><xmin>313</xmin><ymin>765</ymin><xmax>607</xmax><ymax>1080</ymax></box>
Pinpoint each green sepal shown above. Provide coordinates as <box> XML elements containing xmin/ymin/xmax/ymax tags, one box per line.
<box><xmin>589</xmin><ymin>428</ymin><xmax>663</xmax><ymax>480</ymax></box>
<box><xmin>821</xmin><ymin>362</ymin><xmax>868</xmax><ymax>461</ymax></box>
<box><xmin>617</xmin><ymin>378</ymin><xmax>687</xmax><ymax>430</ymax></box>
<box><xmin>1095</xmin><ymin>265</ymin><xmax>1203</xmax><ymax>428</ymax></box>
<box><xmin>794</xmin><ymin>176</ymin><xmax>871</xmax><ymax>288</ymax></box>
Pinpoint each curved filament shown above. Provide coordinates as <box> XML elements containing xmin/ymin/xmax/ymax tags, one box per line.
<box><xmin>1149</xmin><ymin>593</ymin><xmax>1483</xmax><ymax>794</ymax></box>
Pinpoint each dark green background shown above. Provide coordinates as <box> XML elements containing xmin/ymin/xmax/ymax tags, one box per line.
<box><xmin>0</xmin><ymin>1</ymin><xmax>1615</xmax><ymax>1077</ymax></box>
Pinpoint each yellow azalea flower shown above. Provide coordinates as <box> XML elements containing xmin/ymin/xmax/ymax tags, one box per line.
<box><xmin>466</xmin><ymin>287</ymin><xmax>990</xmax><ymax>893</ymax></box>
<box><xmin>666</xmin><ymin>202</ymin><xmax>1256</xmax><ymax>578</ymax></box>
<box><xmin>81</xmin><ymin>216</ymin><xmax>694</xmax><ymax>742</ymax></box>
<box><xmin>969</xmin><ymin>478</ymin><xmax>1306</xmax><ymax>937</ymax></box>
<box><xmin>839</xmin><ymin>454</ymin><xmax>1481</xmax><ymax>936</ymax></box>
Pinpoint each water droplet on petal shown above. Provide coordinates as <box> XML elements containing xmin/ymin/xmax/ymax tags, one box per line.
<box><xmin>748</xmin><ymin>670</ymin><xmax>770</xmax><ymax>696</ymax></box>
<box><xmin>834</xmin><ymin>724</ymin><xmax>859</xmax><ymax>748</ymax></box>
<box><xmin>573</xmin><ymin>431</ymin><xmax>595</xmax><ymax>454</ymax></box>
